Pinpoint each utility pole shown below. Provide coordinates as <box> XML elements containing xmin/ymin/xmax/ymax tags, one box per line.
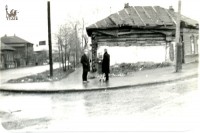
<box><xmin>175</xmin><ymin>0</ymin><xmax>182</xmax><ymax>72</ymax></box>
<box><xmin>82</xmin><ymin>18</ymin><xmax>84</xmax><ymax>52</ymax></box>
<box><xmin>47</xmin><ymin>1</ymin><xmax>53</xmax><ymax>76</ymax></box>
<box><xmin>58</xmin><ymin>37</ymin><xmax>61</xmax><ymax>70</ymax></box>
<box><xmin>75</xmin><ymin>24</ymin><xmax>78</xmax><ymax>68</ymax></box>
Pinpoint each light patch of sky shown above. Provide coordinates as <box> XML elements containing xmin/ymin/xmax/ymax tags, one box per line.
<box><xmin>0</xmin><ymin>0</ymin><xmax>199</xmax><ymax>49</ymax></box>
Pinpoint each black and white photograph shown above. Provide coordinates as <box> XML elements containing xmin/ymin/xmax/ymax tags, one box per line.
<box><xmin>0</xmin><ymin>0</ymin><xmax>199</xmax><ymax>132</ymax></box>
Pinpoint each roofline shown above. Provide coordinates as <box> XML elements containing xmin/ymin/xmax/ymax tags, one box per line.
<box><xmin>86</xmin><ymin>6</ymin><xmax>199</xmax><ymax>36</ymax></box>
<box><xmin>0</xmin><ymin>44</ymin><xmax>16</xmax><ymax>51</ymax></box>
<box><xmin>86</xmin><ymin>21</ymin><xmax>199</xmax><ymax>37</ymax></box>
<box><xmin>1</xmin><ymin>36</ymin><xmax>34</xmax><ymax>45</ymax></box>
<box><xmin>86</xmin><ymin>25</ymin><xmax>177</xmax><ymax>37</ymax></box>
<box><xmin>3</xmin><ymin>42</ymin><xmax>34</xmax><ymax>45</ymax></box>
<box><xmin>1</xmin><ymin>48</ymin><xmax>16</xmax><ymax>51</ymax></box>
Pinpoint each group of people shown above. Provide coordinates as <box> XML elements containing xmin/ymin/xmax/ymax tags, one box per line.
<box><xmin>81</xmin><ymin>49</ymin><xmax>110</xmax><ymax>83</ymax></box>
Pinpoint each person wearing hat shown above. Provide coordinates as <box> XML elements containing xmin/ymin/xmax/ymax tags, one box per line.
<box><xmin>102</xmin><ymin>48</ymin><xmax>110</xmax><ymax>82</ymax></box>
<box><xmin>81</xmin><ymin>49</ymin><xmax>90</xmax><ymax>83</ymax></box>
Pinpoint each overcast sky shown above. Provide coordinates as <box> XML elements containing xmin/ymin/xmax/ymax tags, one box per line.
<box><xmin>0</xmin><ymin>0</ymin><xmax>199</xmax><ymax>47</ymax></box>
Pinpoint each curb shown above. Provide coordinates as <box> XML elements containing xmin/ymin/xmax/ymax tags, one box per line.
<box><xmin>0</xmin><ymin>74</ymin><xmax>198</xmax><ymax>94</ymax></box>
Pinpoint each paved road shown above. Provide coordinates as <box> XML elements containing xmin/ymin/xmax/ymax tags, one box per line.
<box><xmin>0</xmin><ymin>77</ymin><xmax>199</xmax><ymax>132</ymax></box>
<box><xmin>0</xmin><ymin>63</ymin><xmax>60</xmax><ymax>84</ymax></box>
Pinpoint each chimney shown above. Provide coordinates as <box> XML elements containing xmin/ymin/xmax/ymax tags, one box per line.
<box><xmin>124</xmin><ymin>3</ymin><xmax>130</xmax><ymax>8</ymax></box>
<box><xmin>169</xmin><ymin>6</ymin><xmax>174</xmax><ymax>12</ymax></box>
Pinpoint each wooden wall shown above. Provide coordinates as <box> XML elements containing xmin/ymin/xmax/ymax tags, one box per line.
<box><xmin>90</xmin><ymin>27</ymin><xmax>198</xmax><ymax>71</ymax></box>
<box><xmin>182</xmin><ymin>28</ymin><xmax>199</xmax><ymax>63</ymax></box>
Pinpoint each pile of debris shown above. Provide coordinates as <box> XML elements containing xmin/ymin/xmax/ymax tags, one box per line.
<box><xmin>110</xmin><ymin>62</ymin><xmax>171</xmax><ymax>77</ymax></box>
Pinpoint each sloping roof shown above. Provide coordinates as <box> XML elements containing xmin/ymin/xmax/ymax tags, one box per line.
<box><xmin>1</xmin><ymin>35</ymin><xmax>33</xmax><ymax>45</ymax></box>
<box><xmin>7</xmin><ymin>44</ymin><xmax>26</xmax><ymax>47</ymax></box>
<box><xmin>181</xmin><ymin>15</ymin><xmax>198</xmax><ymax>26</ymax></box>
<box><xmin>0</xmin><ymin>42</ymin><xmax>16</xmax><ymax>51</ymax></box>
<box><xmin>86</xmin><ymin>6</ymin><xmax>198</xmax><ymax>35</ymax></box>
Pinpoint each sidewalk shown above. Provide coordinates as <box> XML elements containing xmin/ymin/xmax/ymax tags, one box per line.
<box><xmin>0</xmin><ymin>63</ymin><xmax>198</xmax><ymax>93</ymax></box>
<box><xmin>0</xmin><ymin>63</ymin><xmax>60</xmax><ymax>84</ymax></box>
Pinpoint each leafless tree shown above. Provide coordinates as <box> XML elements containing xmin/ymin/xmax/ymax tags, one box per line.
<box><xmin>55</xmin><ymin>21</ymin><xmax>82</xmax><ymax>71</ymax></box>
<box><xmin>83</xmin><ymin>34</ymin><xmax>89</xmax><ymax>49</ymax></box>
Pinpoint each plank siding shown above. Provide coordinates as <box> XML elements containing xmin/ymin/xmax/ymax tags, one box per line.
<box><xmin>143</xmin><ymin>6</ymin><xmax>163</xmax><ymax>25</ymax></box>
<box><xmin>104</xmin><ymin>17</ymin><xmax>115</xmax><ymax>27</ymax></box>
<box><xmin>96</xmin><ymin>33</ymin><xmax>165</xmax><ymax>39</ymax></box>
<box><xmin>183</xmin><ymin>34</ymin><xmax>192</xmax><ymax>55</ymax></box>
<box><xmin>194</xmin><ymin>35</ymin><xmax>199</xmax><ymax>54</ymax></box>
<box><xmin>109</xmin><ymin>13</ymin><xmax>123</xmax><ymax>25</ymax></box>
<box><xmin>118</xmin><ymin>10</ymin><xmax>133</xmax><ymax>25</ymax></box>
<box><xmin>153</xmin><ymin>6</ymin><xmax>174</xmax><ymax>25</ymax></box>
<box><xmin>126</xmin><ymin>7</ymin><xmax>145</xmax><ymax>26</ymax></box>
<box><xmin>96</xmin><ymin>20</ymin><xmax>107</xmax><ymax>28</ymax></box>
<box><xmin>135</xmin><ymin>6</ymin><xmax>155</xmax><ymax>26</ymax></box>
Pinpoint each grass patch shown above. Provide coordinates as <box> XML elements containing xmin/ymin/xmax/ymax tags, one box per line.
<box><xmin>7</xmin><ymin>68</ymin><xmax>74</xmax><ymax>83</ymax></box>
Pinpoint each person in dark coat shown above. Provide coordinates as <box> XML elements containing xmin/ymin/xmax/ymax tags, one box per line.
<box><xmin>102</xmin><ymin>49</ymin><xmax>110</xmax><ymax>81</ymax></box>
<box><xmin>81</xmin><ymin>49</ymin><xmax>90</xmax><ymax>83</ymax></box>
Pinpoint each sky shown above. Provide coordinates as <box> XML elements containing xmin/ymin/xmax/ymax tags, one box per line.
<box><xmin>0</xmin><ymin>0</ymin><xmax>199</xmax><ymax>50</ymax></box>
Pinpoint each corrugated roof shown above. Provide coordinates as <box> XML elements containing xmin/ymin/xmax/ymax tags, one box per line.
<box><xmin>1</xmin><ymin>35</ymin><xmax>33</xmax><ymax>45</ymax></box>
<box><xmin>86</xmin><ymin>6</ymin><xmax>198</xmax><ymax>35</ymax></box>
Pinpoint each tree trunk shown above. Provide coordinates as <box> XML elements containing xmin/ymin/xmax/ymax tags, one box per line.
<box><xmin>74</xmin><ymin>53</ymin><xmax>76</xmax><ymax>69</ymax></box>
<box><xmin>68</xmin><ymin>54</ymin><xmax>70</xmax><ymax>70</ymax></box>
<box><xmin>64</xmin><ymin>46</ymin><xmax>67</xmax><ymax>72</ymax></box>
<box><xmin>60</xmin><ymin>45</ymin><xmax>65</xmax><ymax>71</ymax></box>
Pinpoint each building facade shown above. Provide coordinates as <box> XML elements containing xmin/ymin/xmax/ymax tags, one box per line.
<box><xmin>86</xmin><ymin>5</ymin><xmax>199</xmax><ymax>71</ymax></box>
<box><xmin>1</xmin><ymin>35</ymin><xmax>34</xmax><ymax>68</ymax></box>
<box><xmin>0</xmin><ymin>41</ymin><xmax>15</xmax><ymax>69</ymax></box>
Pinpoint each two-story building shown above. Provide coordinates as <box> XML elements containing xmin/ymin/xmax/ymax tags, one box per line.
<box><xmin>1</xmin><ymin>35</ymin><xmax>34</xmax><ymax>68</ymax></box>
<box><xmin>0</xmin><ymin>40</ymin><xmax>15</xmax><ymax>69</ymax></box>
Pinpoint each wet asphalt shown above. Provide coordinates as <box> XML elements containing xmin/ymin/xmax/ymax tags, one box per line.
<box><xmin>0</xmin><ymin>77</ymin><xmax>199</xmax><ymax>132</ymax></box>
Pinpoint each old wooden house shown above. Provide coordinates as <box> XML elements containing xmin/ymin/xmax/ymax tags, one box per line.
<box><xmin>86</xmin><ymin>5</ymin><xmax>199</xmax><ymax>71</ymax></box>
<box><xmin>0</xmin><ymin>41</ymin><xmax>15</xmax><ymax>69</ymax></box>
<box><xmin>1</xmin><ymin>35</ymin><xmax>34</xmax><ymax>67</ymax></box>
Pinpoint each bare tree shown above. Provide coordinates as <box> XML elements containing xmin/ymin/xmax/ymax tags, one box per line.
<box><xmin>55</xmin><ymin>21</ymin><xmax>82</xmax><ymax>71</ymax></box>
<box><xmin>55</xmin><ymin>26</ymin><xmax>65</xmax><ymax>71</ymax></box>
<box><xmin>83</xmin><ymin>34</ymin><xmax>89</xmax><ymax>49</ymax></box>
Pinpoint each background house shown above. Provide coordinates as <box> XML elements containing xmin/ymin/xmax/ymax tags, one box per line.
<box><xmin>34</xmin><ymin>50</ymin><xmax>48</xmax><ymax>65</ymax></box>
<box><xmin>34</xmin><ymin>41</ymin><xmax>49</xmax><ymax>65</ymax></box>
<box><xmin>86</xmin><ymin>4</ymin><xmax>199</xmax><ymax>71</ymax></box>
<box><xmin>0</xmin><ymin>40</ymin><xmax>15</xmax><ymax>69</ymax></box>
<box><xmin>1</xmin><ymin>34</ymin><xmax>34</xmax><ymax>67</ymax></box>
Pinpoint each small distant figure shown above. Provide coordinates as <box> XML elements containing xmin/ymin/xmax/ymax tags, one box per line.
<box><xmin>81</xmin><ymin>49</ymin><xmax>90</xmax><ymax>83</ymax></box>
<box><xmin>102</xmin><ymin>49</ymin><xmax>110</xmax><ymax>82</ymax></box>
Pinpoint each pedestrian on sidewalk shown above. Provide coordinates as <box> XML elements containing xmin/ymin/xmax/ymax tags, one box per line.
<box><xmin>102</xmin><ymin>49</ymin><xmax>110</xmax><ymax>82</ymax></box>
<box><xmin>97</xmin><ymin>53</ymin><xmax>105</xmax><ymax>82</ymax></box>
<box><xmin>81</xmin><ymin>49</ymin><xmax>90</xmax><ymax>83</ymax></box>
